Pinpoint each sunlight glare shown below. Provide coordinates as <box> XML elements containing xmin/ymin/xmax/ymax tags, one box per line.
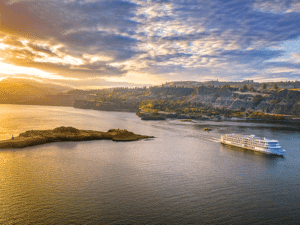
<box><xmin>0</xmin><ymin>60</ymin><xmax>77</xmax><ymax>80</ymax></box>
<box><xmin>34</xmin><ymin>55</ymin><xmax>84</xmax><ymax>66</ymax></box>
<box><xmin>104</xmin><ymin>72</ymin><xmax>167</xmax><ymax>85</ymax></box>
<box><xmin>0</xmin><ymin>43</ymin><xmax>9</xmax><ymax>50</ymax></box>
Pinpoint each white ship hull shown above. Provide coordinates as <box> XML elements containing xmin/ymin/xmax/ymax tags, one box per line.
<box><xmin>221</xmin><ymin>134</ymin><xmax>285</xmax><ymax>156</ymax></box>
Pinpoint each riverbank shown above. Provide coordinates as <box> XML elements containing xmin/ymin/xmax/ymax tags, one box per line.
<box><xmin>0</xmin><ymin>126</ymin><xmax>154</xmax><ymax>149</ymax></box>
<box><xmin>137</xmin><ymin>110</ymin><xmax>300</xmax><ymax>124</ymax></box>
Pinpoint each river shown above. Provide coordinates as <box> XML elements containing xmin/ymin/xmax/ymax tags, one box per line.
<box><xmin>0</xmin><ymin>104</ymin><xmax>299</xmax><ymax>224</ymax></box>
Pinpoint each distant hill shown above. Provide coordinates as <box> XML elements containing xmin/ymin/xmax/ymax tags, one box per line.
<box><xmin>164</xmin><ymin>80</ymin><xmax>255</xmax><ymax>87</ymax></box>
<box><xmin>0</xmin><ymin>78</ymin><xmax>74</xmax><ymax>105</ymax></box>
<box><xmin>0</xmin><ymin>78</ymin><xmax>71</xmax><ymax>93</ymax></box>
<box><xmin>165</xmin><ymin>80</ymin><xmax>300</xmax><ymax>89</ymax></box>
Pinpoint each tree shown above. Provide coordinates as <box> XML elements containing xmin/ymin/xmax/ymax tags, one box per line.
<box><xmin>262</xmin><ymin>83</ymin><xmax>267</xmax><ymax>89</ymax></box>
<box><xmin>253</xmin><ymin>95</ymin><xmax>264</xmax><ymax>106</ymax></box>
<box><xmin>274</xmin><ymin>83</ymin><xmax>279</xmax><ymax>90</ymax></box>
<box><xmin>223</xmin><ymin>84</ymin><xmax>231</xmax><ymax>89</ymax></box>
<box><xmin>249</xmin><ymin>86</ymin><xmax>256</xmax><ymax>92</ymax></box>
<box><xmin>240</xmin><ymin>85</ymin><xmax>248</xmax><ymax>92</ymax></box>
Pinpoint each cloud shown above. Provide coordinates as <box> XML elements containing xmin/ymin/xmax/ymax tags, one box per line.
<box><xmin>2</xmin><ymin>36</ymin><xmax>25</xmax><ymax>47</ymax></box>
<box><xmin>293</xmin><ymin>53</ymin><xmax>300</xmax><ymax>59</ymax></box>
<box><xmin>0</xmin><ymin>1</ymin><xmax>140</xmax><ymax>78</ymax></box>
<box><xmin>253</xmin><ymin>0</ymin><xmax>300</xmax><ymax>14</ymax></box>
<box><xmin>266</xmin><ymin>61</ymin><xmax>300</xmax><ymax>70</ymax></box>
<box><xmin>1</xmin><ymin>0</ymin><xmax>300</xmax><ymax>87</ymax></box>
<box><xmin>221</xmin><ymin>49</ymin><xmax>284</xmax><ymax>64</ymax></box>
<box><xmin>28</xmin><ymin>44</ymin><xmax>58</xmax><ymax>57</ymax></box>
<box><xmin>129</xmin><ymin>0</ymin><xmax>300</xmax><ymax>81</ymax></box>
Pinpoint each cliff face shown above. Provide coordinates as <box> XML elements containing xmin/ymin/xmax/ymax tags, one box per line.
<box><xmin>189</xmin><ymin>89</ymin><xmax>300</xmax><ymax>115</ymax></box>
<box><xmin>73</xmin><ymin>88</ymin><xmax>300</xmax><ymax>117</ymax></box>
<box><xmin>229</xmin><ymin>99</ymin><xmax>255</xmax><ymax>110</ymax></box>
<box><xmin>253</xmin><ymin>90</ymin><xmax>300</xmax><ymax>115</ymax></box>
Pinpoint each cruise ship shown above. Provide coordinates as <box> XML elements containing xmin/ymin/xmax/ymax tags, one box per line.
<box><xmin>220</xmin><ymin>134</ymin><xmax>286</xmax><ymax>155</ymax></box>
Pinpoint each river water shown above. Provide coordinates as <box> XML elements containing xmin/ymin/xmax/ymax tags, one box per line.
<box><xmin>0</xmin><ymin>104</ymin><xmax>299</xmax><ymax>224</ymax></box>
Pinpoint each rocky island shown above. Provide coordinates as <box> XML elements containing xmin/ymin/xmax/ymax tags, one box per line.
<box><xmin>0</xmin><ymin>126</ymin><xmax>154</xmax><ymax>149</ymax></box>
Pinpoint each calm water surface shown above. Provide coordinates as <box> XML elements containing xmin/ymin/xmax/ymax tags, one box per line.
<box><xmin>0</xmin><ymin>105</ymin><xmax>299</xmax><ymax>224</ymax></box>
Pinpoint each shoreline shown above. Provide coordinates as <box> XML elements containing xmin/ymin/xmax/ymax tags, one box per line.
<box><xmin>137</xmin><ymin>113</ymin><xmax>300</xmax><ymax>124</ymax></box>
<box><xmin>0</xmin><ymin>126</ymin><xmax>154</xmax><ymax>149</ymax></box>
<box><xmin>2</xmin><ymin>103</ymin><xmax>300</xmax><ymax>125</ymax></box>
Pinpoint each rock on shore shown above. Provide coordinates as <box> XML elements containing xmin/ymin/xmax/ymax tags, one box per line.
<box><xmin>0</xmin><ymin>126</ymin><xmax>154</xmax><ymax>149</ymax></box>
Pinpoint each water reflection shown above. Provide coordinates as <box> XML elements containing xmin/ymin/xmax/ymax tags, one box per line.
<box><xmin>220</xmin><ymin>144</ymin><xmax>285</xmax><ymax>162</ymax></box>
<box><xmin>49</xmin><ymin>142</ymin><xmax>80</xmax><ymax>150</ymax></box>
<box><xmin>1</xmin><ymin>105</ymin><xmax>300</xmax><ymax>224</ymax></box>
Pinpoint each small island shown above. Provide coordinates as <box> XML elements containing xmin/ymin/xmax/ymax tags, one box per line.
<box><xmin>0</xmin><ymin>126</ymin><xmax>154</xmax><ymax>149</ymax></box>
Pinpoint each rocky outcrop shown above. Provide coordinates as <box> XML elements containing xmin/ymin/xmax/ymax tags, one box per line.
<box><xmin>213</xmin><ymin>97</ymin><xmax>233</xmax><ymax>108</ymax></box>
<box><xmin>228</xmin><ymin>99</ymin><xmax>255</xmax><ymax>110</ymax></box>
<box><xmin>0</xmin><ymin>127</ymin><xmax>154</xmax><ymax>149</ymax></box>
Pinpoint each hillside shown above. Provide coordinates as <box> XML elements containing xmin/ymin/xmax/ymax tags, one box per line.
<box><xmin>0</xmin><ymin>78</ymin><xmax>75</xmax><ymax>105</ymax></box>
<box><xmin>2</xmin><ymin>78</ymin><xmax>300</xmax><ymax>121</ymax></box>
<box><xmin>72</xmin><ymin>81</ymin><xmax>300</xmax><ymax>121</ymax></box>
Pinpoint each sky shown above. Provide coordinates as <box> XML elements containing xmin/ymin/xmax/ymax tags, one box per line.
<box><xmin>1</xmin><ymin>0</ymin><xmax>300</xmax><ymax>89</ymax></box>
